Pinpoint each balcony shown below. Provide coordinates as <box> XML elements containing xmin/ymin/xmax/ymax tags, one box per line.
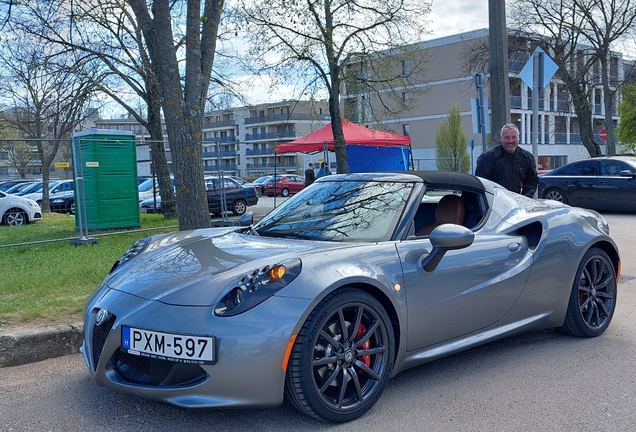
<box><xmin>204</xmin><ymin>164</ymin><xmax>237</xmax><ymax>173</ymax></box>
<box><xmin>244</xmin><ymin>113</ymin><xmax>328</xmax><ymax>125</ymax></box>
<box><xmin>203</xmin><ymin>136</ymin><xmax>237</xmax><ymax>144</ymax></box>
<box><xmin>246</xmin><ymin>148</ymin><xmax>275</xmax><ymax>156</ymax></box>
<box><xmin>244</xmin><ymin>131</ymin><xmax>296</xmax><ymax>141</ymax></box>
<box><xmin>203</xmin><ymin>119</ymin><xmax>235</xmax><ymax>129</ymax></box>
<box><xmin>202</xmin><ymin>151</ymin><xmax>238</xmax><ymax>158</ymax></box>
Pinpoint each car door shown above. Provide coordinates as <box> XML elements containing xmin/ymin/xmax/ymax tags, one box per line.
<box><xmin>558</xmin><ymin>160</ymin><xmax>599</xmax><ymax>207</ymax></box>
<box><xmin>597</xmin><ymin>160</ymin><xmax>636</xmax><ymax>211</ymax></box>
<box><xmin>396</xmin><ymin>231</ymin><xmax>533</xmax><ymax>350</ymax></box>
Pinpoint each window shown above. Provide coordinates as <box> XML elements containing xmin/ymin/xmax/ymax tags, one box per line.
<box><xmin>403</xmin><ymin>124</ymin><xmax>410</xmax><ymax>136</ymax></box>
<box><xmin>601</xmin><ymin>160</ymin><xmax>628</xmax><ymax>176</ymax></box>
<box><xmin>402</xmin><ymin>60</ymin><xmax>409</xmax><ymax>76</ymax></box>
<box><xmin>568</xmin><ymin>161</ymin><xmax>597</xmax><ymax>176</ymax></box>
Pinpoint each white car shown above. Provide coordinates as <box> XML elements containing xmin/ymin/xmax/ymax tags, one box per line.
<box><xmin>0</xmin><ymin>190</ymin><xmax>42</xmax><ymax>226</ymax></box>
<box><xmin>21</xmin><ymin>179</ymin><xmax>74</xmax><ymax>204</ymax></box>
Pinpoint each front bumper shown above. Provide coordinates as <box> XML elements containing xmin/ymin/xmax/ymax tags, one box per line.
<box><xmin>82</xmin><ymin>289</ymin><xmax>312</xmax><ymax>408</ymax></box>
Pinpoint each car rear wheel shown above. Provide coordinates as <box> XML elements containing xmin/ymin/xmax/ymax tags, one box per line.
<box><xmin>285</xmin><ymin>288</ymin><xmax>395</xmax><ymax>422</ymax></box>
<box><xmin>232</xmin><ymin>199</ymin><xmax>247</xmax><ymax>216</ymax></box>
<box><xmin>281</xmin><ymin>188</ymin><xmax>290</xmax><ymax>197</ymax></box>
<box><xmin>560</xmin><ymin>247</ymin><xmax>617</xmax><ymax>338</ymax></box>
<box><xmin>544</xmin><ymin>188</ymin><xmax>568</xmax><ymax>204</ymax></box>
<box><xmin>3</xmin><ymin>208</ymin><xmax>27</xmax><ymax>226</ymax></box>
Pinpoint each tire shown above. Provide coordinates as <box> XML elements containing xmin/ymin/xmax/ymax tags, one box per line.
<box><xmin>560</xmin><ymin>247</ymin><xmax>617</xmax><ymax>338</ymax></box>
<box><xmin>285</xmin><ymin>288</ymin><xmax>395</xmax><ymax>422</ymax></box>
<box><xmin>256</xmin><ymin>187</ymin><xmax>262</xmax><ymax>197</ymax></box>
<box><xmin>281</xmin><ymin>188</ymin><xmax>290</xmax><ymax>197</ymax></box>
<box><xmin>70</xmin><ymin>201</ymin><xmax>75</xmax><ymax>215</ymax></box>
<box><xmin>544</xmin><ymin>188</ymin><xmax>568</xmax><ymax>204</ymax></box>
<box><xmin>3</xmin><ymin>208</ymin><xmax>27</xmax><ymax>226</ymax></box>
<box><xmin>232</xmin><ymin>199</ymin><xmax>247</xmax><ymax>216</ymax></box>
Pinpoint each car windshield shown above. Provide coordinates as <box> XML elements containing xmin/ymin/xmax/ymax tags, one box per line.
<box><xmin>253</xmin><ymin>179</ymin><xmax>413</xmax><ymax>242</ymax></box>
<box><xmin>253</xmin><ymin>176</ymin><xmax>270</xmax><ymax>184</ymax></box>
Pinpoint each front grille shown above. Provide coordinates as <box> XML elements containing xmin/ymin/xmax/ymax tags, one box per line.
<box><xmin>92</xmin><ymin>313</ymin><xmax>116</xmax><ymax>370</ymax></box>
<box><xmin>114</xmin><ymin>351</ymin><xmax>207</xmax><ymax>386</ymax></box>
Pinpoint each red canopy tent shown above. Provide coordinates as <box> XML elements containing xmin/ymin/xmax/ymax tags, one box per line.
<box><xmin>274</xmin><ymin>119</ymin><xmax>411</xmax><ymax>153</ymax></box>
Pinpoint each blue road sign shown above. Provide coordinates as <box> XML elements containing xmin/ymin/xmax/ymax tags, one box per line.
<box><xmin>519</xmin><ymin>47</ymin><xmax>558</xmax><ymax>91</ymax></box>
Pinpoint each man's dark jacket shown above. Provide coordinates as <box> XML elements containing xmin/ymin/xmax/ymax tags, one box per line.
<box><xmin>475</xmin><ymin>145</ymin><xmax>539</xmax><ymax>196</ymax></box>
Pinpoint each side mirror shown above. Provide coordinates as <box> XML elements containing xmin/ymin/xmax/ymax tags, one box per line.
<box><xmin>619</xmin><ymin>169</ymin><xmax>636</xmax><ymax>178</ymax></box>
<box><xmin>421</xmin><ymin>224</ymin><xmax>475</xmax><ymax>272</ymax></box>
<box><xmin>239</xmin><ymin>212</ymin><xmax>254</xmax><ymax>226</ymax></box>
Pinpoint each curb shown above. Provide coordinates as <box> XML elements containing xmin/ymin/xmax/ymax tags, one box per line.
<box><xmin>0</xmin><ymin>322</ymin><xmax>84</xmax><ymax>368</ymax></box>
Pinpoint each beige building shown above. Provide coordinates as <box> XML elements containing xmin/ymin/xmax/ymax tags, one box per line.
<box><xmin>95</xmin><ymin>100</ymin><xmax>330</xmax><ymax>178</ymax></box>
<box><xmin>341</xmin><ymin>28</ymin><xmax>624</xmax><ymax>172</ymax></box>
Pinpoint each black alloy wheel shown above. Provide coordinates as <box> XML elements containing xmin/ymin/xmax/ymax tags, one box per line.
<box><xmin>560</xmin><ymin>247</ymin><xmax>617</xmax><ymax>337</ymax></box>
<box><xmin>285</xmin><ymin>288</ymin><xmax>394</xmax><ymax>422</ymax></box>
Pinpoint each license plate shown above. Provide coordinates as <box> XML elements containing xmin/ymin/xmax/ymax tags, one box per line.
<box><xmin>140</xmin><ymin>208</ymin><xmax>148</xmax><ymax>213</ymax></box>
<box><xmin>121</xmin><ymin>326</ymin><xmax>215</xmax><ymax>364</ymax></box>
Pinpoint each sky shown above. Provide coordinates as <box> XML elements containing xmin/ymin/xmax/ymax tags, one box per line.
<box><xmin>239</xmin><ymin>0</ymin><xmax>491</xmax><ymax>105</ymax></box>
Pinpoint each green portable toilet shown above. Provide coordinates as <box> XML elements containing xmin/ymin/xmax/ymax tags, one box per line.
<box><xmin>72</xmin><ymin>128</ymin><xmax>140</xmax><ymax>230</ymax></box>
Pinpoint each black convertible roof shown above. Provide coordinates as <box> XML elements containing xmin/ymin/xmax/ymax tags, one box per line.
<box><xmin>317</xmin><ymin>170</ymin><xmax>486</xmax><ymax>192</ymax></box>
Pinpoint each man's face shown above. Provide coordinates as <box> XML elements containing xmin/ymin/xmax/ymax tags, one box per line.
<box><xmin>501</xmin><ymin>128</ymin><xmax>519</xmax><ymax>153</ymax></box>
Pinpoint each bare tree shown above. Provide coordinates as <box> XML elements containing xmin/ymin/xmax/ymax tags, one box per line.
<box><xmin>507</xmin><ymin>0</ymin><xmax>635</xmax><ymax>158</ymax></box>
<box><xmin>573</xmin><ymin>0</ymin><xmax>636</xmax><ymax>156</ymax></box>
<box><xmin>121</xmin><ymin>0</ymin><xmax>224</xmax><ymax>230</ymax></box>
<box><xmin>9</xmin><ymin>1</ymin><xmax>178</xmax><ymax>218</ymax></box>
<box><xmin>0</xmin><ymin>35</ymin><xmax>99</xmax><ymax>211</ymax></box>
<box><xmin>0</xmin><ymin>117</ymin><xmax>31</xmax><ymax>177</ymax></box>
<box><xmin>234</xmin><ymin>0</ymin><xmax>432</xmax><ymax>174</ymax></box>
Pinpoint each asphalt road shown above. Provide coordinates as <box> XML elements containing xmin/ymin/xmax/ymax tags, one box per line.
<box><xmin>1</xmin><ymin>212</ymin><xmax>635</xmax><ymax>431</ymax></box>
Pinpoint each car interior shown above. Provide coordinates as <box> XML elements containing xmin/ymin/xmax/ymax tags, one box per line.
<box><xmin>413</xmin><ymin>189</ymin><xmax>486</xmax><ymax>237</ymax></box>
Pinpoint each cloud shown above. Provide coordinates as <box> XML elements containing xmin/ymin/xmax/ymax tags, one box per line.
<box><xmin>428</xmin><ymin>0</ymin><xmax>489</xmax><ymax>39</ymax></box>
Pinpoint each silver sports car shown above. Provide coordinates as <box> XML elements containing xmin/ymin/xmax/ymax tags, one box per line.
<box><xmin>81</xmin><ymin>171</ymin><xmax>620</xmax><ymax>422</ymax></box>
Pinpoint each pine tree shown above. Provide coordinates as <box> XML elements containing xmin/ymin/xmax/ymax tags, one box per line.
<box><xmin>435</xmin><ymin>106</ymin><xmax>471</xmax><ymax>173</ymax></box>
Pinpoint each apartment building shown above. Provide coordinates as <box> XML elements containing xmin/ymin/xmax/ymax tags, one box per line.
<box><xmin>95</xmin><ymin>100</ymin><xmax>330</xmax><ymax>178</ymax></box>
<box><xmin>341</xmin><ymin>28</ymin><xmax>625</xmax><ymax>171</ymax></box>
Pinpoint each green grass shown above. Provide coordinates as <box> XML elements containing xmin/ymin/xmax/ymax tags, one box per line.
<box><xmin>0</xmin><ymin>212</ymin><xmax>178</xmax><ymax>327</ymax></box>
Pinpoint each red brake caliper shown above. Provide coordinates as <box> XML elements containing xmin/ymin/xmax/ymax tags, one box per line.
<box><xmin>357</xmin><ymin>324</ymin><xmax>371</xmax><ymax>368</ymax></box>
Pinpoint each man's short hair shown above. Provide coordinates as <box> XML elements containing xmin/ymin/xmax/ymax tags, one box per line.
<box><xmin>309</xmin><ymin>163</ymin><xmax>315</xmax><ymax>167</ymax></box>
<box><xmin>500</xmin><ymin>123</ymin><xmax>519</xmax><ymax>137</ymax></box>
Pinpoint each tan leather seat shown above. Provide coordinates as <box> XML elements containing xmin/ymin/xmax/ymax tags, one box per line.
<box><xmin>417</xmin><ymin>194</ymin><xmax>465</xmax><ymax>236</ymax></box>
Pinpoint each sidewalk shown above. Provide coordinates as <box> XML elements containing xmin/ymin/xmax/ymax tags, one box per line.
<box><xmin>0</xmin><ymin>322</ymin><xmax>83</xmax><ymax>368</ymax></box>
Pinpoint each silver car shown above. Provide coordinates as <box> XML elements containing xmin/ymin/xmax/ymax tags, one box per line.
<box><xmin>82</xmin><ymin>171</ymin><xmax>620</xmax><ymax>422</ymax></box>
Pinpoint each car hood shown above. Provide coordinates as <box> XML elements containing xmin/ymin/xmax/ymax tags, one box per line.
<box><xmin>104</xmin><ymin>229</ymin><xmax>344</xmax><ymax>306</ymax></box>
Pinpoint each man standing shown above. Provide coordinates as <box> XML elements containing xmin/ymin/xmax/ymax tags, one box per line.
<box><xmin>304</xmin><ymin>163</ymin><xmax>316</xmax><ymax>186</ymax></box>
<box><xmin>475</xmin><ymin>123</ymin><xmax>539</xmax><ymax>197</ymax></box>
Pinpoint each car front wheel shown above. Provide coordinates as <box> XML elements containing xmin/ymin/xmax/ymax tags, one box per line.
<box><xmin>3</xmin><ymin>208</ymin><xmax>27</xmax><ymax>226</ymax></box>
<box><xmin>544</xmin><ymin>188</ymin><xmax>568</xmax><ymax>204</ymax></box>
<box><xmin>232</xmin><ymin>199</ymin><xmax>247</xmax><ymax>216</ymax></box>
<box><xmin>285</xmin><ymin>288</ymin><xmax>395</xmax><ymax>422</ymax></box>
<box><xmin>560</xmin><ymin>247</ymin><xmax>617</xmax><ymax>338</ymax></box>
<box><xmin>255</xmin><ymin>187</ymin><xmax>262</xmax><ymax>197</ymax></box>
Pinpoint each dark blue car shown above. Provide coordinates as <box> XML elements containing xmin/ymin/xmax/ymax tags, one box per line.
<box><xmin>206</xmin><ymin>176</ymin><xmax>258</xmax><ymax>216</ymax></box>
<box><xmin>539</xmin><ymin>156</ymin><xmax>636</xmax><ymax>212</ymax></box>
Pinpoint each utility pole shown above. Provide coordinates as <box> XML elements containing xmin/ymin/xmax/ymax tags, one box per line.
<box><xmin>488</xmin><ymin>0</ymin><xmax>511</xmax><ymax>146</ymax></box>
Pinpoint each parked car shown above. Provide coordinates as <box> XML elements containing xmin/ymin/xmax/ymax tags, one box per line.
<box><xmin>243</xmin><ymin>175</ymin><xmax>271</xmax><ymax>197</ymax></box>
<box><xmin>262</xmin><ymin>174</ymin><xmax>305</xmax><ymax>197</ymax></box>
<box><xmin>140</xmin><ymin>177</ymin><xmax>257</xmax><ymax>216</ymax></box>
<box><xmin>7</xmin><ymin>181</ymin><xmax>40</xmax><ymax>195</ymax></box>
<box><xmin>81</xmin><ymin>171</ymin><xmax>619</xmax><ymax>422</ymax></box>
<box><xmin>1</xmin><ymin>180</ymin><xmax>33</xmax><ymax>193</ymax></box>
<box><xmin>0</xmin><ymin>190</ymin><xmax>42</xmax><ymax>226</ymax></box>
<box><xmin>539</xmin><ymin>156</ymin><xmax>636</xmax><ymax>212</ymax></box>
<box><xmin>206</xmin><ymin>176</ymin><xmax>258</xmax><ymax>216</ymax></box>
<box><xmin>49</xmin><ymin>191</ymin><xmax>75</xmax><ymax>214</ymax></box>
<box><xmin>22</xmin><ymin>180</ymin><xmax>74</xmax><ymax>204</ymax></box>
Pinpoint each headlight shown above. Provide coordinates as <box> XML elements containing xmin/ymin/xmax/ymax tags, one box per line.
<box><xmin>214</xmin><ymin>258</ymin><xmax>302</xmax><ymax>317</ymax></box>
<box><xmin>110</xmin><ymin>237</ymin><xmax>151</xmax><ymax>273</ymax></box>
<box><xmin>29</xmin><ymin>200</ymin><xmax>40</xmax><ymax>208</ymax></box>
